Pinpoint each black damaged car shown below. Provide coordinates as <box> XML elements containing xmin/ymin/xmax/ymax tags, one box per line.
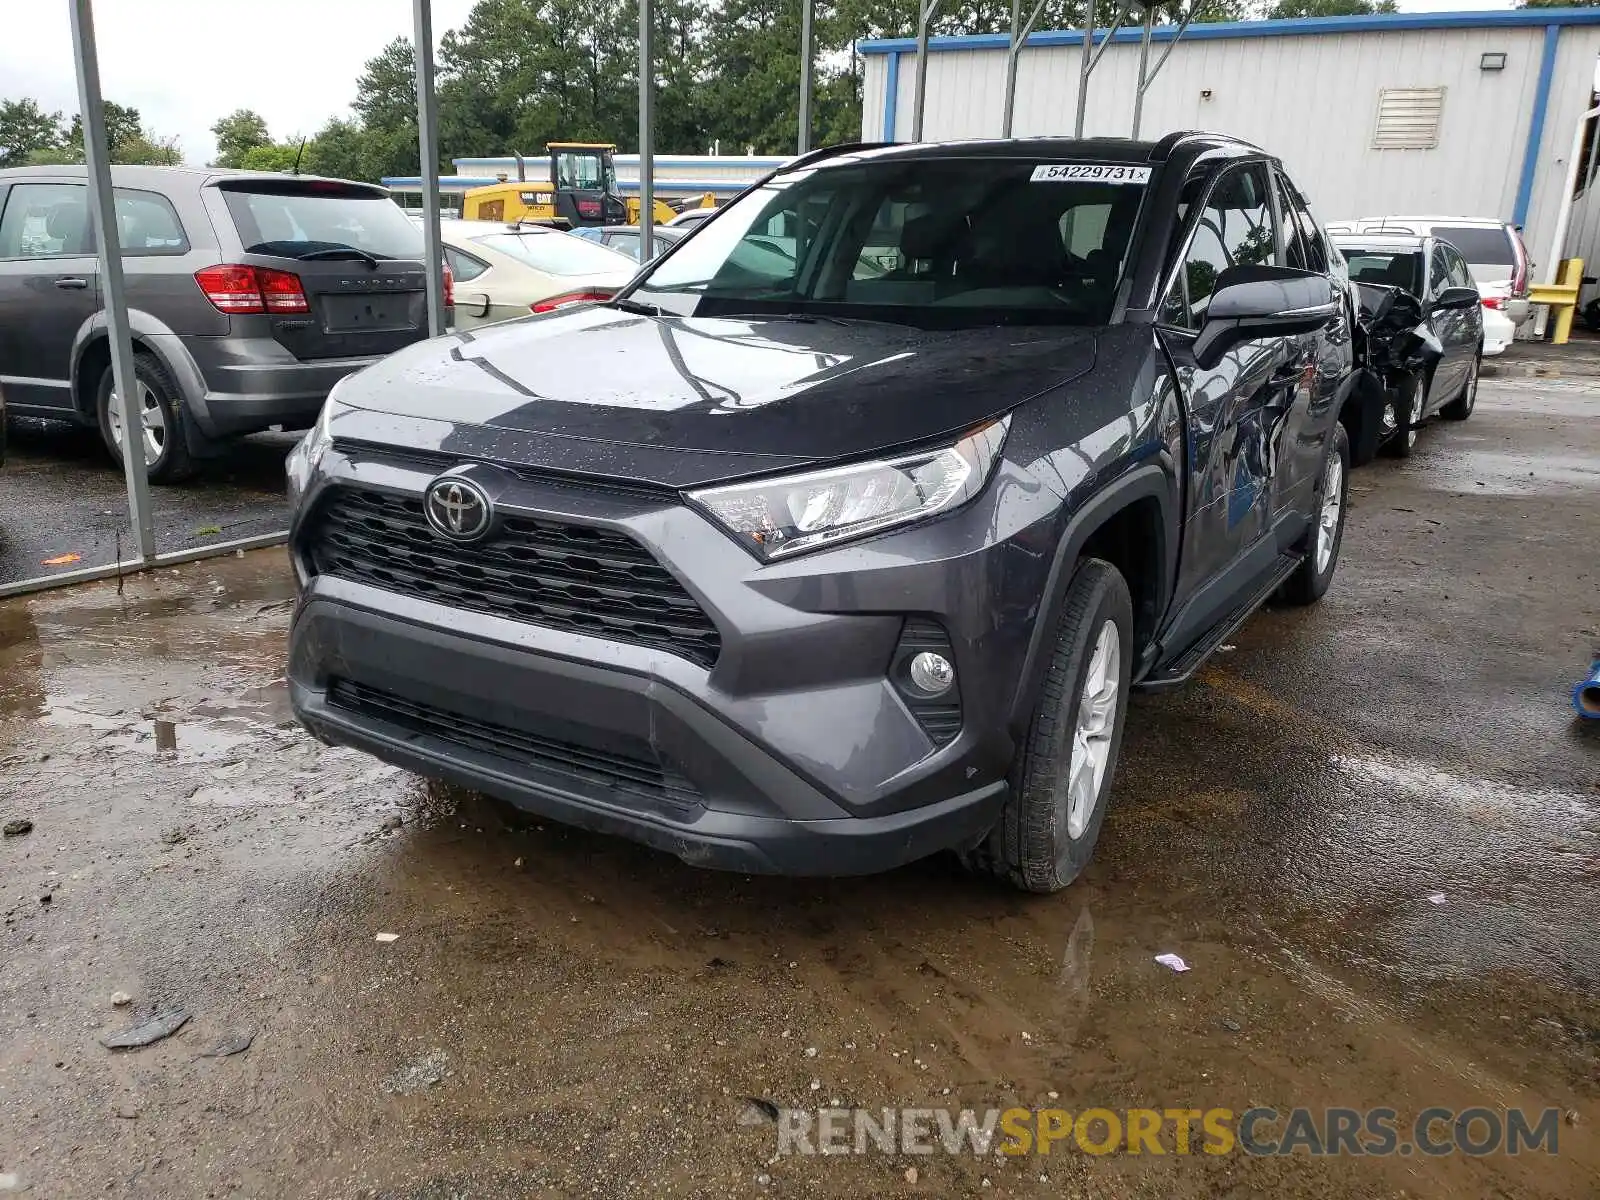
<box><xmin>1336</xmin><ymin>234</ymin><xmax>1484</xmax><ymax>458</ymax></box>
<box><xmin>286</xmin><ymin>133</ymin><xmax>1358</xmax><ymax>892</ymax></box>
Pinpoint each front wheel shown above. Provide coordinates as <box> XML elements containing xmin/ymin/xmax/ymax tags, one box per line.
<box><xmin>1381</xmin><ymin>379</ymin><xmax>1421</xmax><ymax>459</ymax></box>
<box><xmin>1441</xmin><ymin>354</ymin><xmax>1479</xmax><ymax>421</ymax></box>
<box><xmin>963</xmin><ymin>558</ymin><xmax>1133</xmax><ymax>894</ymax></box>
<box><xmin>1278</xmin><ymin>420</ymin><xmax>1349</xmax><ymax>607</ymax></box>
<box><xmin>96</xmin><ymin>352</ymin><xmax>195</xmax><ymax>483</ymax></box>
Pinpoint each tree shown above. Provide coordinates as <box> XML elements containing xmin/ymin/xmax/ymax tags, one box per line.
<box><xmin>211</xmin><ymin>109</ymin><xmax>272</xmax><ymax>167</ymax></box>
<box><xmin>0</xmin><ymin>98</ymin><xmax>65</xmax><ymax>168</ymax></box>
<box><xmin>352</xmin><ymin>36</ymin><xmax>423</xmax><ymax>180</ymax></box>
<box><xmin>302</xmin><ymin>118</ymin><xmax>368</xmax><ymax>180</ymax></box>
<box><xmin>1267</xmin><ymin>0</ymin><xmax>1396</xmax><ymax>17</ymax></box>
<box><xmin>239</xmin><ymin>142</ymin><xmax>303</xmax><ymax>172</ymax></box>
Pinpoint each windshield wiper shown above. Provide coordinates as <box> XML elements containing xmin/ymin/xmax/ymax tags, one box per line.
<box><xmin>297</xmin><ymin>246</ymin><xmax>382</xmax><ymax>268</ymax></box>
<box><xmin>609</xmin><ymin>296</ymin><xmax>662</xmax><ymax>316</ymax></box>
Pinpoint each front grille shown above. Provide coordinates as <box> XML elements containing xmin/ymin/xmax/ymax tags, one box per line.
<box><xmin>304</xmin><ymin>487</ymin><xmax>721</xmax><ymax>667</ymax></box>
<box><xmin>328</xmin><ymin>679</ymin><xmax>703</xmax><ymax>815</ymax></box>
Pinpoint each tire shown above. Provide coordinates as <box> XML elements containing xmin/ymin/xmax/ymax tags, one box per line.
<box><xmin>1380</xmin><ymin>378</ymin><xmax>1421</xmax><ymax>459</ymax></box>
<box><xmin>963</xmin><ymin>558</ymin><xmax>1133</xmax><ymax>894</ymax></box>
<box><xmin>1441</xmin><ymin>353</ymin><xmax>1480</xmax><ymax>421</ymax></box>
<box><xmin>1277</xmin><ymin>419</ymin><xmax>1349</xmax><ymax>607</ymax></box>
<box><xmin>95</xmin><ymin>351</ymin><xmax>196</xmax><ymax>483</ymax></box>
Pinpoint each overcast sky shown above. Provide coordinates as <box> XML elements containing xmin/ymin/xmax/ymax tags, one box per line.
<box><xmin>4</xmin><ymin>0</ymin><xmax>1514</xmax><ymax>168</ymax></box>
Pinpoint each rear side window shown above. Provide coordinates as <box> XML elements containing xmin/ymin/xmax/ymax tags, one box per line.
<box><xmin>1431</xmin><ymin>225</ymin><xmax>1513</xmax><ymax>267</ymax></box>
<box><xmin>221</xmin><ymin>185</ymin><xmax>423</xmax><ymax>260</ymax></box>
<box><xmin>0</xmin><ymin>182</ymin><xmax>91</xmax><ymax>258</ymax></box>
<box><xmin>1160</xmin><ymin>163</ymin><xmax>1280</xmax><ymax>329</ymax></box>
<box><xmin>115</xmin><ymin>188</ymin><xmax>187</xmax><ymax>255</ymax></box>
<box><xmin>444</xmin><ymin>246</ymin><xmax>488</xmax><ymax>282</ymax></box>
<box><xmin>1444</xmin><ymin>245</ymin><xmax>1473</xmax><ymax>288</ymax></box>
<box><xmin>473</xmin><ymin>231</ymin><xmax>632</xmax><ymax>276</ymax></box>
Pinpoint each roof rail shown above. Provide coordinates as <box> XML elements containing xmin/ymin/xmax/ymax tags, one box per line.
<box><xmin>785</xmin><ymin>142</ymin><xmax>891</xmax><ymax>170</ymax></box>
<box><xmin>1148</xmin><ymin>130</ymin><xmax>1267</xmax><ymax>162</ymax></box>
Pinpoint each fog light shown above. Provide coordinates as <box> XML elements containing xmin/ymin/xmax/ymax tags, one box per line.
<box><xmin>908</xmin><ymin>651</ymin><xmax>955</xmax><ymax>697</ymax></box>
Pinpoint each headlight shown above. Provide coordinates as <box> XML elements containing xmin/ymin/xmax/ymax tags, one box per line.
<box><xmin>688</xmin><ymin>418</ymin><xmax>1009</xmax><ymax>561</ymax></box>
<box><xmin>286</xmin><ymin>380</ymin><xmax>346</xmax><ymax>504</ymax></box>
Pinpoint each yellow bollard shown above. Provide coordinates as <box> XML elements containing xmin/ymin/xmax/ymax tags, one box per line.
<box><xmin>1528</xmin><ymin>257</ymin><xmax>1584</xmax><ymax>345</ymax></box>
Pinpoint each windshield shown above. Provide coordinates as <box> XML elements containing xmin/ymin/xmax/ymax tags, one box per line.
<box><xmin>221</xmin><ymin>186</ymin><xmax>424</xmax><ymax>260</ymax></box>
<box><xmin>1340</xmin><ymin>248</ymin><xmax>1424</xmax><ymax>295</ymax></box>
<box><xmin>626</xmin><ymin>157</ymin><xmax>1149</xmax><ymax>328</ymax></box>
<box><xmin>473</xmin><ymin>230</ymin><xmax>633</xmax><ymax>276</ymax></box>
<box><xmin>554</xmin><ymin>150</ymin><xmax>617</xmax><ymax>194</ymax></box>
<box><xmin>1431</xmin><ymin>226</ymin><xmax>1514</xmax><ymax>267</ymax></box>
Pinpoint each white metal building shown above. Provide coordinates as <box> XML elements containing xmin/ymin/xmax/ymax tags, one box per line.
<box><xmin>859</xmin><ymin>10</ymin><xmax>1600</xmax><ymax>276</ymax></box>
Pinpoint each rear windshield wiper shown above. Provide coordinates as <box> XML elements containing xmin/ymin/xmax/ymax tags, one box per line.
<box><xmin>296</xmin><ymin>246</ymin><xmax>382</xmax><ymax>268</ymax></box>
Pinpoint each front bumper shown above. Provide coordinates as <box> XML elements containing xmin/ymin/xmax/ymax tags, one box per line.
<box><xmin>285</xmin><ymin>444</ymin><xmax>1065</xmax><ymax>875</ymax></box>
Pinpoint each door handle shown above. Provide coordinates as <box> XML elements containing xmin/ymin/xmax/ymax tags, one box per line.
<box><xmin>54</xmin><ymin>277</ymin><xmax>89</xmax><ymax>290</ymax></box>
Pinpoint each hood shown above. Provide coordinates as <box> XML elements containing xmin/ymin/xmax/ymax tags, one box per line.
<box><xmin>336</xmin><ymin>307</ymin><xmax>1099</xmax><ymax>474</ymax></box>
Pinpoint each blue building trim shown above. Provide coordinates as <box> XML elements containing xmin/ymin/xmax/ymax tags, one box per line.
<box><xmin>1515</xmin><ymin>24</ymin><xmax>1563</xmax><ymax>227</ymax></box>
<box><xmin>883</xmin><ymin>51</ymin><xmax>901</xmax><ymax>141</ymax></box>
<box><xmin>857</xmin><ymin>8</ymin><xmax>1600</xmax><ymax>55</ymax></box>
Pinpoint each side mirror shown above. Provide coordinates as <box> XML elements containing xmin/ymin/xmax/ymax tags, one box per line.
<box><xmin>1193</xmin><ymin>265</ymin><xmax>1338</xmax><ymax>369</ymax></box>
<box><xmin>464</xmin><ymin>292</ymin><xmax>492</xmax><ymax>319</ymax></box>
<box><xmin>1432</xmin><ymin>286</ymin><xmax>1480</xmax><ymax>312</ymax></box>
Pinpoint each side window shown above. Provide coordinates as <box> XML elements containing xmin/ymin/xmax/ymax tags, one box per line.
<box><xmin>1275</xmin><ymin>171</ymin><xmax>1328</xmax><ymax>274</ymax></box>
<box><xmin>444</xmin><ymin>247</ymin><xmax>488</xmax><ymax>282</ymax></box>
<box><xmin>114</xmin><ymin>188</ymin><xmax>188</xmax><ymax>256</ymax></box>
<box><xmin>0</xmin><ymin>183</ymin><xmax>92</xmax><ymax>259</ymax></box>
<box><xmin>1446</xmin><ymin>247</ymin><xmax>1473</xmax><ymax>289</ymax></box>
<box><xmin>1429</xmin><ymin>246</ymin><xmax>1451</xmax><ymax>298</ymax></box>
<box><xmin>1159</xmin><ymin>163</ymin><xmax>1279</xmax><ymax>329</ymax></box>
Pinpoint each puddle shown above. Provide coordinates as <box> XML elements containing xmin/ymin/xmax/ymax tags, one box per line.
<box><xmin>37</xmin><ymin>688</ymin><xmax>294</xmax><ymax>764</ymax></box>
<box><xmin>1440</xmin><ymin>450</ymin><xmax>1600</xmax><ymax>495</ymax></box>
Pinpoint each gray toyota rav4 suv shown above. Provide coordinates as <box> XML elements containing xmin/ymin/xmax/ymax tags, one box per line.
<box><xmin>287</xmin><ymin>134</ymin><xmax>1356</xmax><ymax>892</ymax></box>
<box><xmin>0</xmin><ymin>165</ymin><xmax>436</xmax><ymax>481</ymax></box>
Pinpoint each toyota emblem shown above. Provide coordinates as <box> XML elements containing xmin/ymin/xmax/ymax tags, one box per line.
<box><xmin>423</xmin><ymin>476</ymin><xmax>493</xmax><ymax>541</ymax></box>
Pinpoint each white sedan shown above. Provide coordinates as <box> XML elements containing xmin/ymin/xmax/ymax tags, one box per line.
<box><xmin>437</xmin><ymin>220</ymin><xmax>638</xmax><ymax>329</ymax></box>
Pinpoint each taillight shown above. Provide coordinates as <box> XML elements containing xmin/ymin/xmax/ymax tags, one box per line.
<box><xmin>443</xmin><ymin>261</ymin><xmax>454</xmax><ymax>308</ymax></box>
<box><xmin>530</xmin><ymin>289</ymin><xmax>613</xmax><ymax>313</ymax></box>
<box><xmin>1481</xmin><ymin>295</ymin><xmax>1505</xmax><ymax>310</ymax></box>
<box><xmin>576</xmin><ymin>198</ymin><xmax>601</xmax><ymax>219</ymax></box>
<box><xmin>194</xmin><ymin>264</ymin><xmax>307</xmax><ymax>315</ymax></box>
<box><xmin>256</xmin><ymin>267</ymin><xmax>309</xmax><ymax>313</ymax></box>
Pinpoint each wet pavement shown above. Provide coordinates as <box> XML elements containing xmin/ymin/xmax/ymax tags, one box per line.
<box><xmin>0</xmin><ymin>378</ymin><xmax>1596</xmax><ymax>1198</ymax></box>
<box><xmin>0</xmin><ymin>418</ymin><xmax>293</xmax><ymax>585</ymax></box>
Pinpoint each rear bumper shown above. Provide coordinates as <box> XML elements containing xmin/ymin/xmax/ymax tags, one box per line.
<box><xmin>1481</xmin><ymin>309</ymin><xmax>1515</xmax><ymax>357</ymax></box>
<box><xmin>288</xmin><ymin>598</ymin><xmax>1006</xmax><ymax>875</ymax></box>
<box><xmin>156</xmin><ymin>333</ymin><xmax>387</xmax><ymax>437</ymax></box>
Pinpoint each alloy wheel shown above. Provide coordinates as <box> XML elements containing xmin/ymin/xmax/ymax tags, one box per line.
<box><xmin>1064</xmin><ymin>620</ymin><xmax>1121</xmax><ymax>839</ymax></box>
<box><xmin>1315</xmin><ymin>450</ymin><xmax>1343</xmax><ymax>575</ymax></box>
<box><xmin>108</xmin><ymin>380</ymin><xmax>165</xmax><ymax>467</ymax></box>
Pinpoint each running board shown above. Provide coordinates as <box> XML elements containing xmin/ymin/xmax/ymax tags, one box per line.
<box><xmin>1136</xmin><ymin>553</ymin><xmax>1303</xmax><ymax>690</ymax></box>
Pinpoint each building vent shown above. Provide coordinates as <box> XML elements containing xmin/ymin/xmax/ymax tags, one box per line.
<box><xmin>1372</xmin><ymin>87</ymin><xmax>1446</xmax><ymax>150</ymax></box>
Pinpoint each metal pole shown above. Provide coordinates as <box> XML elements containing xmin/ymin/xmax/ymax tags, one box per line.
<box><xmin>639</xmin><ymin>0</ymin><xmax>654</xmax><ymax>262</ymax></box>
<box><xmin>412</xmin><ymin>0</ymin><xmax>446</xmax><ymax>337</ymax></box>
<box><xmin>1134</xmin><ymin>3</ymin><xmax>1193</xmax><ymax>139</ymax></box>
<box><xmin>1076</xmin><ymin>2</ymin><xmax>1096</xmax><ymax>137</ymax></box>
<box><xmin>798</xmin><ymin>0</ymin><xmax>814</xmax><ymax>153</ymax></box>
<box><xmin>69</xmin><ymin>0</ymin><xmax>154</xmax><ymax>562</ymax></box>
<box><xmin>1131</xmin><ymin>4</ymin><xmax>1154</xmax><ymax>139</ymax></box>
<box><xmin>1077</xmin><ymin>1</ymin><xmax>1133</xmax><ymax>138</ymax></box>
<box><xmin>912</xmin><ymin>0</ymin><xmax>939</xmax><ymax>141</ymax></box>
<box><xmin>1002</xmin><ymin>0</ymin><xmax>1049</xmax><ymax>138</ymax></box>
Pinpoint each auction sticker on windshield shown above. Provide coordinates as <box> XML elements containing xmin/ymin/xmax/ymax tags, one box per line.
<box><xmin>1031</xmin><ymin>163</ymin><xmax>1152</xmax><ymax>184</ymax></box>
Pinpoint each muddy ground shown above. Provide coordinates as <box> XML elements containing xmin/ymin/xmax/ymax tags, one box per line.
<box><xmin>0</xmin><ymin>377</ymin><xmax>1596</xmax><ymax>1199</ymax></box>
<box><xmin>0</xmin><ymin>420</ymin><xmax>293</xmax><ymax>585</ymax></box>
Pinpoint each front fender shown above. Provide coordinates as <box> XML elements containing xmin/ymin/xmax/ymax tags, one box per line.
<box><xmin>1007</xmin><ymin>461</ymin><xmax>1178</xmax><ymax>727</ymax></box>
